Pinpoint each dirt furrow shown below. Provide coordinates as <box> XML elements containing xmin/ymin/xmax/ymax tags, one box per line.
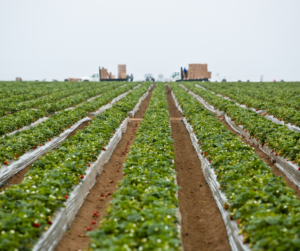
<box><xmin>54</xmin><ymin>88</ymin><xmax>153</xmax><ymax>251</ymax></box>
<box><xmin>166</xmin><ymin>86</ymin><xmax>231</xmax><ymax>251</ymax></box>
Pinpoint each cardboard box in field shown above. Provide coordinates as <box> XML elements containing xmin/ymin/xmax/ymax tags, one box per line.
<box><xmin>67</xmin><ymin>78</ymin><xmax>81</xmax><ymax>82</ymax></box>
<box><xmin>119</xmin><ymin>73</ymin><xmax>127</xmax><ymax>79</ymax></box>
<box><xmin>188</xmin><ymin>63</ymin><xmax>211</xmax><ymax>79</ymax></box>
<box><xmin>100</xmin><ymin>69</ymin><xmax>108</xmax><ymax>79</ymax></box>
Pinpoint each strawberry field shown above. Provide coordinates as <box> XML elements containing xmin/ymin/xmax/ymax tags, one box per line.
<box><xmin>0</xmin><ymin>81</ymin><xmax>300</xmax><ymax>251</ymax></box>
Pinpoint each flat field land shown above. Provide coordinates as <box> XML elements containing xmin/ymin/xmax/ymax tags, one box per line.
<box><xmin>1</xmin><ymin>81</ymin><xmax>300</xmax><ymax>251</ymax></box>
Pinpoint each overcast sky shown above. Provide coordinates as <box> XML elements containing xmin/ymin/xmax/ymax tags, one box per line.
<box><xmin>1</xmin><ymin>0</ymin><xmax>299</xmax><ymax>82</ymax></box>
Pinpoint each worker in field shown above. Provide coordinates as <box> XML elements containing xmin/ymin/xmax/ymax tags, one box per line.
<box><xmin>184</xmin><ymin>68</ymin><xmax>187</xmax><ymax>79</ymax></box>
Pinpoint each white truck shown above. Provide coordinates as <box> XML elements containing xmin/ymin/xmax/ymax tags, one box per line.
<box><xmin>170</xmin><ymin>71</ymin><xmax>181</xmax><ymax>82</ymax></box>
<box><xmin>81</xmin><ymin>73</ymin><xmax>99</xmax><ymax>82</ymax></box>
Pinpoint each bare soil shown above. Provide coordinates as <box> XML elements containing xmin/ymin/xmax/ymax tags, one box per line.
<box><xmin>166</xmin><ymin>86</ymin><xmax>231</xmax><ymax>251</ymax></box>
<box><xmin>217</xmin><ymin>116</ymin><xmax>300</xmax><ymax>198</ymax></box>
<box><xmin>54</xmin><ymin>88</ymin><xmax>153</xmax><ymax>251</ymax></box>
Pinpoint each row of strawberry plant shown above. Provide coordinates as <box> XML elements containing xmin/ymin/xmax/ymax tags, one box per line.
<box><xmin>87</xmin><ymin>84</ymin><xmax>181</xmax><ymax>251</ymax></box>
<box><xmin>202</xmin><ymin>82</ymin><xmax>300</xmax><ymax>108</ymax></box>
<box><xmin>0</xmin><ymin>82</ymin><xmax>87</xmax><ymax>108</ymax></box>
<box><xmin>0</xmin><ymin>82</ymin><xmax>122</xmax><ymax>137</ymax></box>
<box><xmin>200</xmin><ymin>82</ymin><xmax>300</xmax><ymax>127</ymax></box>
<box><xmin>0</xmin><ymin>83</ymin><xmax>150</xmax><ymax>251</ymax></box>
<box><xmin>0</xmin><ymin>82</ymin><xmax>108</xmax><ymax>115</ymax></box>
<box><xmin>170</xmin><ymin>83</ymin><xmax>300</xmax><ymax>250</ymax></box>
<box><xmin>0</xmin><ymin>81</ymin><xmax>56</xmax><ymax>100</ymax></box>
<box><xmin>182</xmin><ymin>82</ymin><xmax>300</xmax><ymax>166</ymax></box>
<box><xmin>0</xmin><ymin>82</ymin><xmax>138</xmax><ymax>166</ymax></box>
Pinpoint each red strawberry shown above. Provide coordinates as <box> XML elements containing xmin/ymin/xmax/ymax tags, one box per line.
<box><xmin>298</xmin><ymin>167</ymin><xmax>300</xmax><ymax>171</ymax></box>
<box><xmin>4</xmin><ymin>161</ymin><xmax>8</xmax><ymax>165</ymax></box>
<box><xmin>49</xmin><ymin>138</ymin><xmax>51</xmax><ymax>141</ymax></box>
<box><xmin>219</xmin><ymin>186</ymin><xmax>221</xmax><ymax>190</ymax></box>
<box><xmin>103</xmin><ymin>148</ymin><xmax>106</xmax><ymax>151</ymax></box>
<box><xmin>80</xmin><ymin>175</ymin><xmax>84</xmax><ymax>179</ymax></box>
<box><xmin>47</xmin><ymin>221</ymin><xmax>52</xmax><ymax>225</ymax></box>
<box><xmin>65</xmin><ymin>195</ymin><xmax>68</xmax><ymax>199</ymax></box>
<box><xmin>108</xmin><ymin>192</ymin><xmax>112</xmax><ymax>196</ymax></box>
<box><xmin>24</xmin><ymin>151</ymin><xmax>26</xmax><ymax>153</ymax></box>
<box><xmin>275</xmin><ymin>153</ymin><xmax>278</xmax><ymax>156</ymax></box>
<box><xmin>93</xmin><ymin>211</ymin><xmax>97</xmax><ymax>216</ymax></box>
<box><xmin>120</xmin><ymin>121</ymin><xmax>123</xmax><ymax>124</ymax></box>
<box><xmin>201</xmin><ymin>152</ymin><xmax>203</xmax><ymax>155</ymax></box>
<box><xmin>92</xmin><ymin>220</ymin><xmax>96</xmax><ymax>224</ymax></box>
<box><xmin>101</xmin><ymin>193</ymin><xmax>105</xmax><ymax>197</ymax></box>
<box><xmin>87</xmin><ymin>227</ymin><xmax>91</xmax><ymax>231</ymax></box>
<box><xmin>209</xmin><ymin>161</ymin><xmax>212</xmax><ymax>163</ymax></box>
<box><xmin>33</xmin><ymin>146</ymin><xmax>36</xmax><ymax>149</ymax></box>
<box><xmin>117</xmin><ymin>170</ymin><xmax>120</xmax><ymax>172</ymax></box>
<box><xmin>99</xmin><ymin>198</ymin><xmax>103</xmax><ymax>201</ymax></box>
<box><xmin>88</xmin><ymin>163</ymin><xmax>91</xmax><ymax>167</ymax></box>
<box><xmin>39</xmin><ymin>144</ymin><xmax>41</xmax><ymax>146</ymax></box>
<box><xmin>33</xmin><ymin>223</ymin><xmax>40</xmax><ymax>228</ymax></box>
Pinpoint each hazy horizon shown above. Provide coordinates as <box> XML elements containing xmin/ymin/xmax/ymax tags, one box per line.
<box><xmin>1</xmin><ymin>0</ymin><xmax>300</xmax><ymax>82</ymax></box>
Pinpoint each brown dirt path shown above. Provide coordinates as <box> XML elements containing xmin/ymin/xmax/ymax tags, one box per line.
<box><xmin>166</xmin><ymin>86</ymin><xmax>231</xmax><ymax>251</ymax></box>
<box><xmin>55</xmin><ymin>88</ymin><xmax>153</xmax><ymax>251</ymax></box>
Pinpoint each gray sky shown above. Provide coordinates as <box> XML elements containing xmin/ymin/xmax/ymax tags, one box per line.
<box><xmin>1</xmin><ymin>0</ymin><xmax>300</xmax><ymax>81</ymax></box>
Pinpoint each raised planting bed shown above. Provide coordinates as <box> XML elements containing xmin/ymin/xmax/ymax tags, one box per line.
<box><xmin>87</xmin><ymin>84</ymin><xmax>182</xmax><ymax>251</ymax></box>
